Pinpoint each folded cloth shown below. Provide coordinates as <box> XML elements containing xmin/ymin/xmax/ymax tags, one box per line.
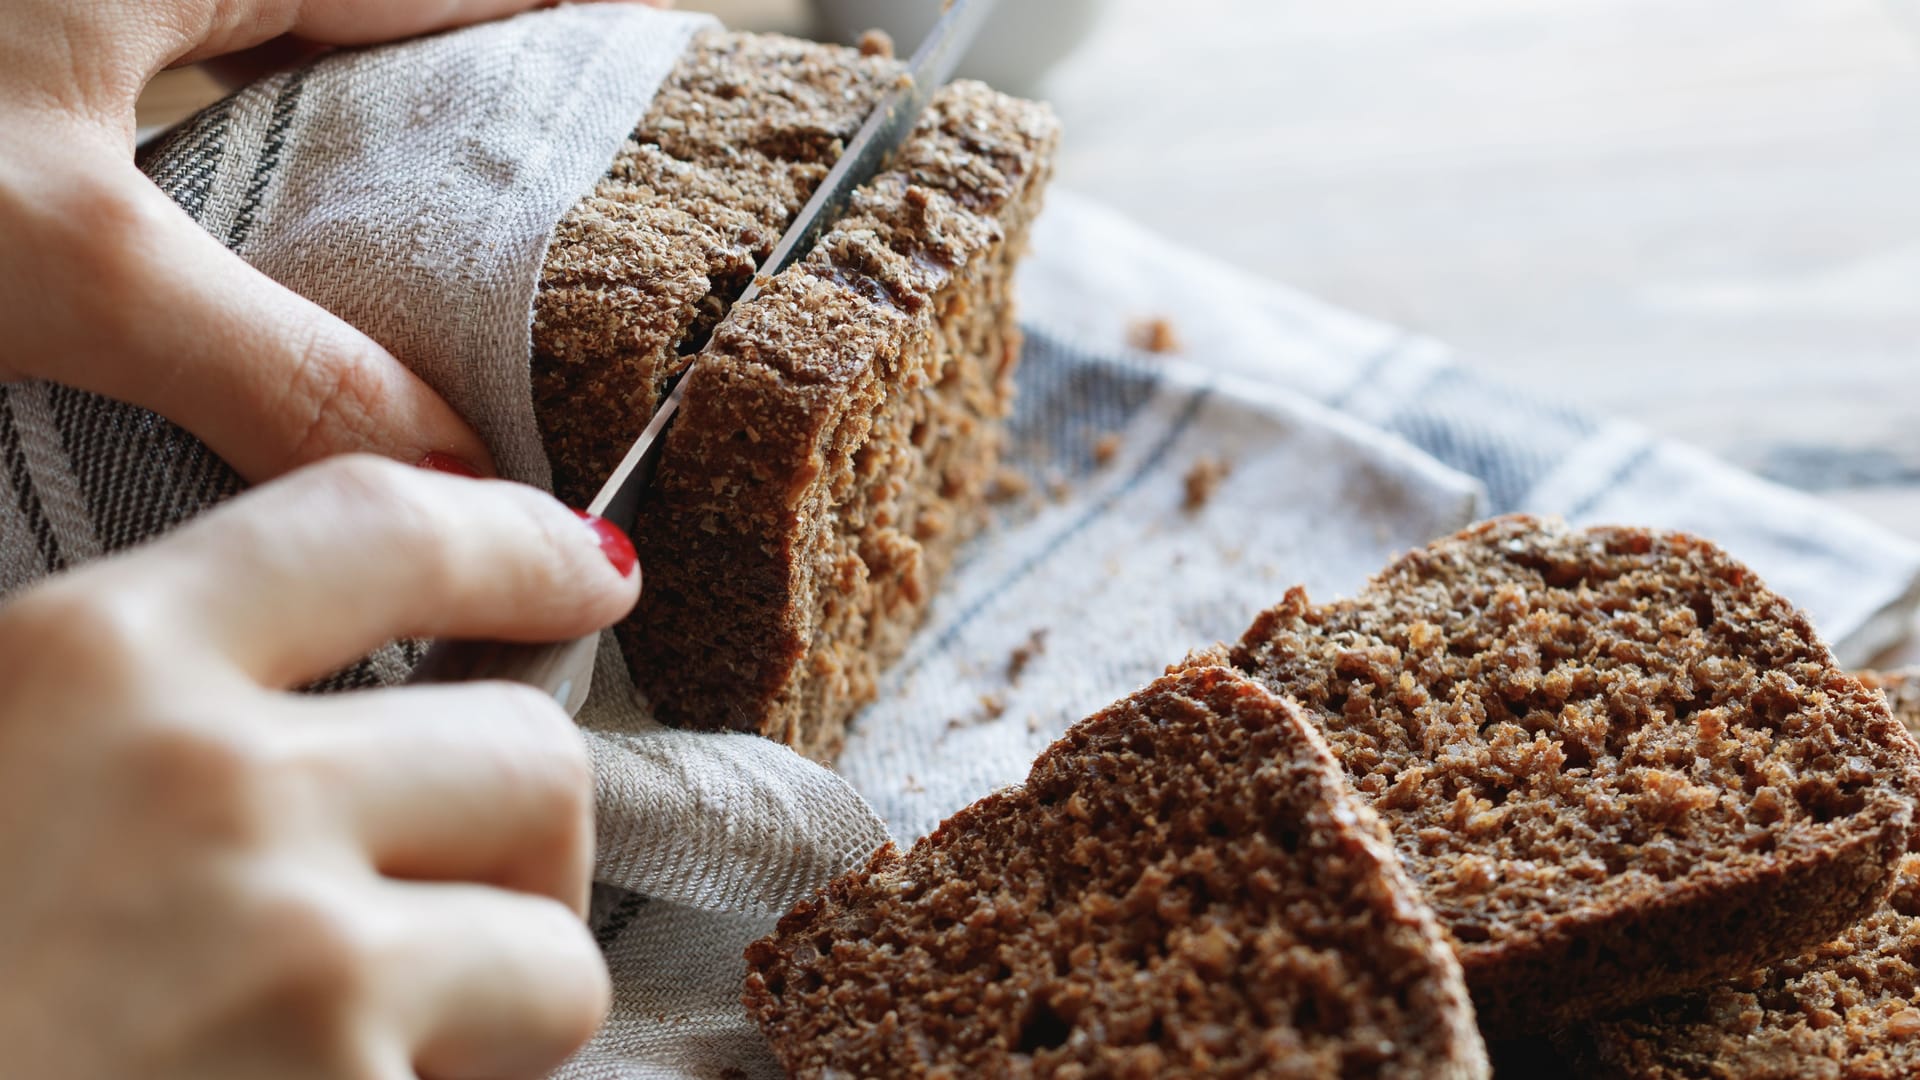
<box><xmin>1</xmin><ymin>8</ymin><xmax>1914</xmax><ymax>1078</ymax></box>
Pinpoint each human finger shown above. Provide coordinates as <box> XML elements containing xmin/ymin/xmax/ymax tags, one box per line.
<box><xmin>282</xmin><ymin>684</ymin><xmax>595</xmax><ymax>914</ymax></box>
<box><xmin>4</xmin><ymin>165</ymin><xmax>495</xmax><ymax>482</ymax></box>
<box><xmin>380</xmin><ymin>882</ymin><xmax>610</xmax><ymax>1080</ymax></box>
<box><xmin>71</xmin><ymin>455</ymin><xmax>637</xmax><ymax>688</ymax></box>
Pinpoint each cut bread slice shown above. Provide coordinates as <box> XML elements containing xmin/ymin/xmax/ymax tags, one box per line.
<box><xmin>1226</xmin><ymin>515</ymin><xmax>1920</xmax><ymax>1034</ymax></box>
<box><xmin>535</xmin><ymin>31</ymin><xmax>903</xmax><ymax>510</ymax></box>
<box><xmin>1562</xmin><ymin>850</ymin><xmax>1920</xmax><ymax>1079</ymax></box>
<box><xmin>743</xmin><ymin>667</ymin><xmax>1490</xmax><ymax>1078</ymax></box>
<box><xmin>532</xmin><ymin>32</ymin><xmax>1058</xmax><ymax>758</ymax></box>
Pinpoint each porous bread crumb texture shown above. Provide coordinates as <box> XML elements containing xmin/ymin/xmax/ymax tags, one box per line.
<box><xmin>1861</xmin><ymin>668</ymin><xmax>1920</xmax><ymax>740</ymax></box>
<box><xmin>623</xmin><ymin>78</ymin><xmax>1059</xmax><ymax>758</ymax></box>
<box><xmin>1225</xmin><ymin>515</ymin><xmax>1920</xmax><ymax>1035</ymax></box>
<box><xmin>743</xmin><ymin>667</ymin><xmax>1491</xmax><ymax>1079</ymax></box>
<box><xmin>533</xmin><ymin>33</ymin><xmax>1058</xmax><ymax>758</ymax></box>
<box><xmin>1565</xmin><ymin>851</ymin><xmax>1920</xmax><ymax>1079</ymax></box>
<box><xmin>534</xmin><ymin>31</ymin><xmax>903</xmax><ymax>507</ymax></box>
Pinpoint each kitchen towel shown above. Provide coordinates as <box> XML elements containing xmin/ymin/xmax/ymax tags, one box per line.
<box><xmin>3</xmin><ymin>7</ymin><xmax>1917</xmax><ymax>1077</ymax></box>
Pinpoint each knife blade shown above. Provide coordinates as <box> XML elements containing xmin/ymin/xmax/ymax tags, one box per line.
<box><xmin>409</xmin><ymin>0</ymin><xmax>1000</xmax><ymax>714</ymax></box>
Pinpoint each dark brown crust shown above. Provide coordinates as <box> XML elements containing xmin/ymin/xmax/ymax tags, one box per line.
<box><xmin>1225</xmin><ymin>515</ymin><xmax>1920</xmax><ymax>1034</ymax></box>
<box><xmin>1563</xmin><ymin>850</ymin><xmax>1920</xmax><ymax>1078</ymax></box>
<box><xmin>743</xmin><ymin>667</ymin><xmax>1490</xmax><ymax>1078</ymax></box>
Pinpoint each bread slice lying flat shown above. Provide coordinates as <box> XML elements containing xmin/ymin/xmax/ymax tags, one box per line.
<box><xmin>1226</xmin><ymin>515</ymin><xmax>1920</xmax><ymax>1034</ymax></box>
<box><xmin>1562</xmin><ymin>850</ymin><xmax>1920</xmax><ymax>1078</ymax></box>
<box><xmin>743</xmin><ymin>667</ymin><xmax>1490</xmax><ymax>1078</ymax></box>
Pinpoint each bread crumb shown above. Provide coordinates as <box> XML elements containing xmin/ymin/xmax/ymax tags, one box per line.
<box><xmin>1129</xmin><ymin>315</ymin><xmax>1183</xmax><ymax>354</ymax></box>
<box><xmin>946</xmin><ymin>693</ymin><xmax>1009</xmax><ymax>733</ymax></box>
<box><xmin>1092</xmin><ymin>432</ymin><xmax>1122</xmax><ymax>466</ymax></box>
<box><xmin>1182</xmin><ymin>456</ymin><xmax>1232</xmax><ymax>512</ymax></box>
<box><xmin>857</xmin><ymin>29</ymin><xmax>894</xmax><ymax>58</ymax></box>
<box><xmin>1007</xmin><ymin>629</ymin><xmax>1049</xmax><ymax>685</ymax></box>
<box><xmin>987</xmin><ymin>466</ymin><xmax>1030</xmax><ymax>503</ymax></box>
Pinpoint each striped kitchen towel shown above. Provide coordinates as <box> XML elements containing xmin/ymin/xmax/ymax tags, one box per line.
<box><xmin>3</xmin><ymin>8</ymin><xmax>1916</xmax><ymax>1078</ymax></box>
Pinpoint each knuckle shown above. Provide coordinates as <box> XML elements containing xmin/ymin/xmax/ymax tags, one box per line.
<box><xmin>119</xmin><ymin>722</ymin><xmax>281</xmax><ymax>846</ymax></box>
<box><xmin>293</xmin><ymin>450</ymin><xmax>415</xmax><ymax>506</ymax></box>
<box><xmin>495</xmin><ymin>684</ymin><xmax>595</xmax><ymax>823</ymax></box>
<box><xmin>241</xmin><ymin>880</ymin><xmax>381</xmax><ymax>1027</ymax></box>
<box><xmin>0</xmin><ymin>584</ymin><xmax>158</xmax><ymax>686</ymax></box>
<box><xmin>498</xmin><ymin>489</ymin><xmax>617</xmax><ymax>618</ymax></box>
<box><xmin>296</xmin><ymin>456</ymin><xmax>453</xmax><ymax>570</ymax></box>
<box><xmin>277</xmin><ymin>328</ymin><xmax>397</xmax><ymax>469</ymax></box>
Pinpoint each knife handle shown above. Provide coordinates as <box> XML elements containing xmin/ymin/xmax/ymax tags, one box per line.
<box><xmin>406</xmin><ymin>633</ymin><xmax>599</xmax><ymax>717</ymax></box>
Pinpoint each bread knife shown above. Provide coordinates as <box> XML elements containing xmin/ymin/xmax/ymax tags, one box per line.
<box><xmin>408</xmin><ymin>0</ymin><xmax>1000</xmax><ymax>714</ymax></box>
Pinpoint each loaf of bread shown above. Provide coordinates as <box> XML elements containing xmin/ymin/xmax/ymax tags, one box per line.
<box><xmin>1563</xmin><ymin>849</ymin><xmax>1920</xmax><ymax>1078</ymax></box>
<box><xmin>533</xmin><ymin>32</ymin><xmax>1058</xmax><ymax>757</ymax></box>
<box><xmin>742</xmin><ymin>667</ymin><xmax>1491</xmax><ymax>1078</ymax></box>
<box><xmin>1225</xmin><ymin>515</ymin><xmax>1920</xmax><ymax>1034</ymax></box>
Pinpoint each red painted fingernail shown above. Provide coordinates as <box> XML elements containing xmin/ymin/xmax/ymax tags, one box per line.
<box><xmin>576</xmin><ymin>511</ymin><xmax>637</xmax><ymax>578</ymax></box>
<box><xmin>417</xmin><ymin>451</ymin><xmax>484</xmax><ymax>478</ymax></box>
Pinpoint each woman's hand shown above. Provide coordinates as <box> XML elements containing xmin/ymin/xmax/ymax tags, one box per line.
<box><xmin>0</xmin><ymin>0</ymin><xmax>663</xmax><ymax>482</ymax></box>
<box><xmin>0</xmin><ymin>456</ymin><xmax>641</xmax><ymax>1078</ymax></box>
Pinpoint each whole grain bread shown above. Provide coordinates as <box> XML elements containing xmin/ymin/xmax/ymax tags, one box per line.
<box><xmin>1225</xmin><ymin>515</ymin><xmax>1920</xmax><ymax>1034</ymax></box>
<box><xmin>1563</xmin><ymin>850</ymin><xmax>1920</xmax><ymax>1078</ymax></box>
<box><xmin>743</xmin><ymin>667</ymin><xmax>1491</xmax><ymax>1078</ymax></box>
<box><xmin>533</xmin><ymin>33</ymin><xmax>1059</xmax><ymax>757</ymax></box>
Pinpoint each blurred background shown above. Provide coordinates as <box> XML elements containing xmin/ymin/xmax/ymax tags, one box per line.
<box><xmin>137</xmin><ymin>0</ymin><xmax>1920</xmax><ymax>659</ymax></box>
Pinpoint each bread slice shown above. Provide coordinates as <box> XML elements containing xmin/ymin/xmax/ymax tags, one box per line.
<box><xmin>1225</xmin><ymin>515</ymin><xmax>1920</xmax><ymax>1034</ymax></box>
<box><xmin>533</xmin><ymin>33</ymin><xmax>1058</xmax><ymax>757</ymax></box>
<box><xmin>535</xmin><ymin>31</ymin><xmax>902</xmax><ymax>508</ymax></box>
<box><xmin>1562</xmin><ymin>850</ymin><xmax>1920</xmax><ymax>1078</ymax></box>
<box><xmin>742</xmin><ymin>667</ymin><xmax>1491</xmax><ymax>1078</ymax></box>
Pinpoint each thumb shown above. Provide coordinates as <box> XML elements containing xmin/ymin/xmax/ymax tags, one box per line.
<box><xmin>5</xmin><ymin>161</ymin><xmax>494</xmax><ymax>483</ymax></box>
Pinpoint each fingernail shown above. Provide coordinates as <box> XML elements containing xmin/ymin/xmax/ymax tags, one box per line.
<box><xmin>576</xmin><ymin>511</ymin><xmax>637</xmax><ymax>578</ymax></box>
<box><xmin>417</xmin><ymin>451</ymin><xmax>484</xmax><ymax>478</ymax></box>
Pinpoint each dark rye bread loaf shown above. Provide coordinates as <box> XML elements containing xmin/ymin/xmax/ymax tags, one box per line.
<box><xmin>533</xmin><ymin>33</ymin><xmax>1058</xmax><ymax>756</ymax></box>
<box><xmin>1224</xmin><ymin>515</ymin><xmax>1920</xmax><ymax>1035</ymax></box>
<box><xmin>742</xmin><ymin>667</ymin><xmax>1491</xmax><ymax>1078</ymax></box>
<box><xmin>1562</xmin><ymin>850</ymin><xmax>1920</xmax><ymax>1078</ymax></box>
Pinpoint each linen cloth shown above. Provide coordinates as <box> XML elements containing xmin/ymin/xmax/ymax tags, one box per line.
<box><xmin>2</xmin><ymin>7</ymin><xmax>1915</xmax><ymax>1077</ymax></box>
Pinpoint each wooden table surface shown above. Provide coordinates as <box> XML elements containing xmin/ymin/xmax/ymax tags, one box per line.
<box><xmin>136</xmin><ymin>0</ymin><xmax>1920</xmax><ymax>662</ymax></box>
